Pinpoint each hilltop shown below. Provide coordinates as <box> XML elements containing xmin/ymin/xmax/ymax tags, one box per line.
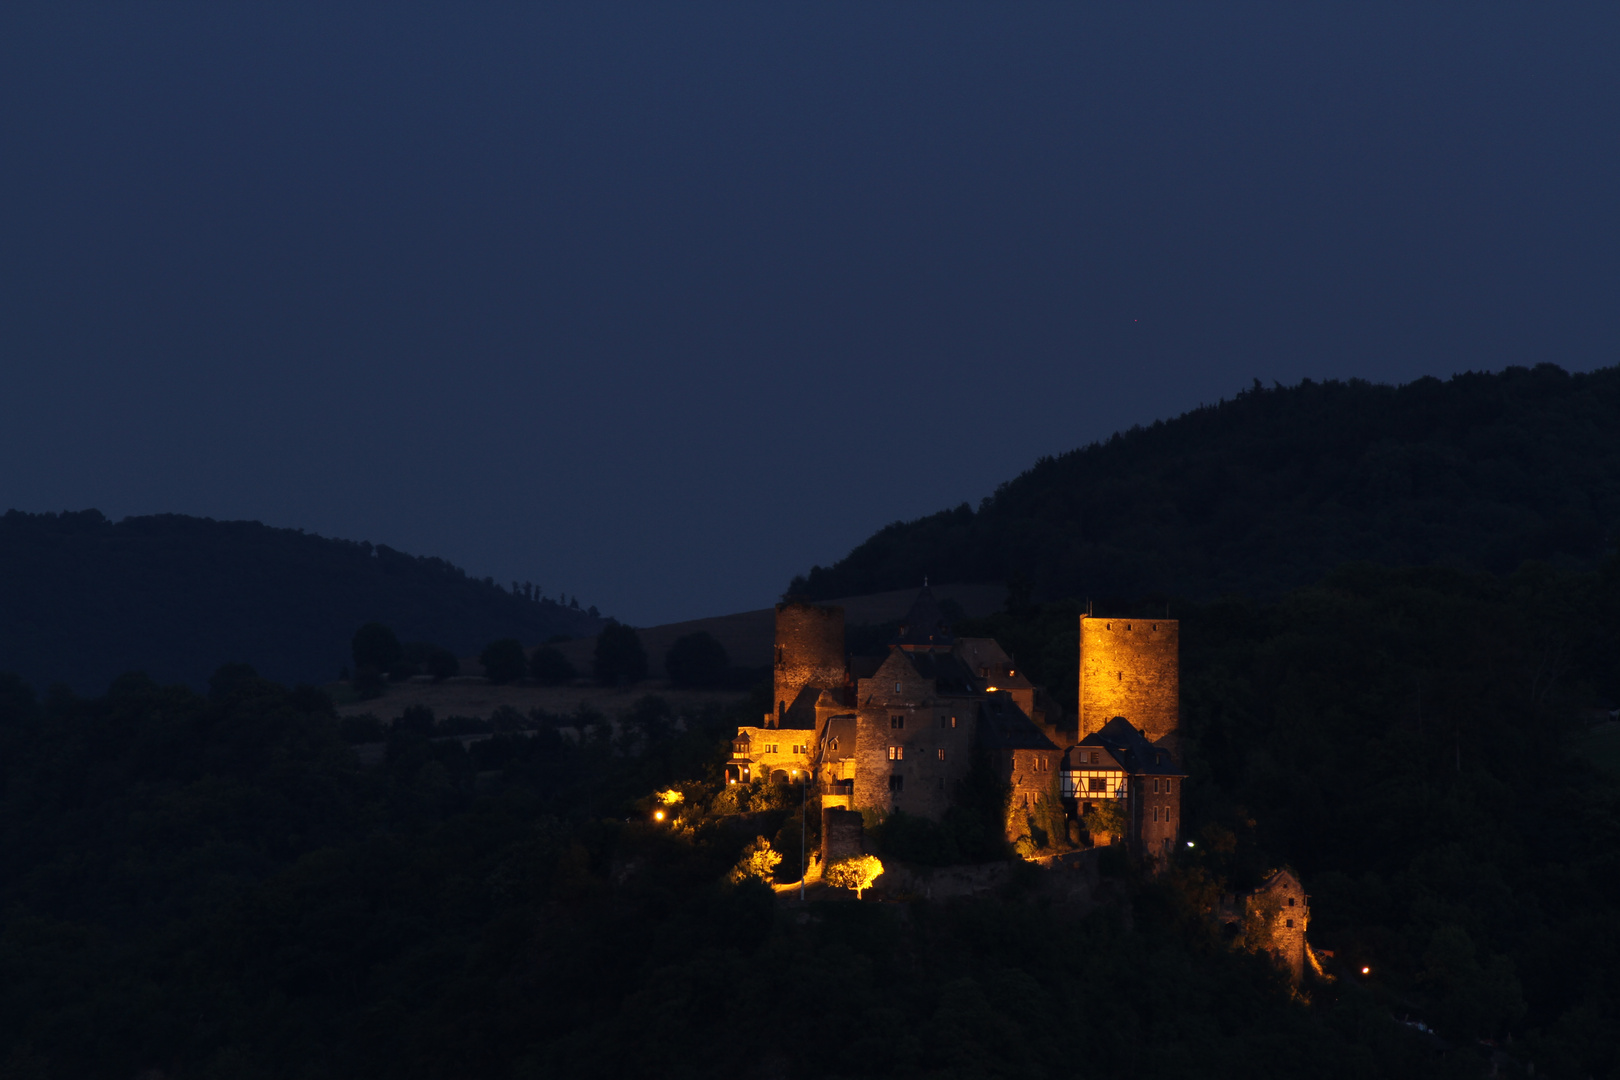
<box><xmin>0</xmin><ymin>510</ymin><xmax>603</xmax><ymax>693</ymax></box>
<box><xmin>789</xmin><ymin>364</ymin><xmax>1620</xmax><ymax>603</ymax></box>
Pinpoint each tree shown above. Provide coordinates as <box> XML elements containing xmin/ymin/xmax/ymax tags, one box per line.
<box><xmin>593</xmin><ymin>622</ymin><xmax>647</xmax><ymax>686</ymax></box>
<box><xmin>665</xmin><ymin>631</ymin><xmax>729</xmax><ymax>688</ymax></box>
<box><xmin>352</xmin><ymin>622</ymin><xmax>402</xmax><ymax>674</ymax></box>
<box><xmin>529</xmin><ymin>646</ymin><xmax>576</xmax><ymax>685</ymax></box>
<box><xmin>824</xmin><ymin>854</ymin><xmax>884</xmax><ymax>898</ymax></box>
<box><xmin>728</xmin><ymin>837</ymin><xmax>782</xmax><ymax>885</ymax></box>
<box><xmin>480</xmin><ymin>638</ymin><xmax>527</xmax><ymax>684</ymax></box>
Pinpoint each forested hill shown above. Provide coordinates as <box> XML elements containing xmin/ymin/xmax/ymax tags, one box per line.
<box><xmin>790</xmin><ymin>364</ymin><xmax>1620</xmax><ymax>603</ymax></box>
<box><xmin>0</xmin><ymin>511</ymin><xmax>603</xmax><ymax>693</ymax></box>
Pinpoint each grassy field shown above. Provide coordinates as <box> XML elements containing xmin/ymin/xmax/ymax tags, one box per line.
<box><xmin>332</xmin><ymin>675</ymin><xmax>752</xmax><ymax>723</ymax></box>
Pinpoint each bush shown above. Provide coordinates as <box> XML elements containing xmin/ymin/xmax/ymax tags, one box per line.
<box><xmin>530</xmin><ymin>646</ymin><xmax>577</xmax><ymax>685</ymax></box>
<box><xmin>727</xmin><ymin>837</ymin><xmax>781</xmax><ymax>884</ymax></box>
<box><xmin>825</xmin><ymin>854</ymin><xmax>884</xmax><ymax>898</ymax></box>
<box><xmin>352</xmin><ymin>622</ymin><xmax>402</xmax><ymax>673</ymax></box>
<box><xmin>665</xmin><ymin>631</ymin><xmax>729</xmax><ymax>687</ymax></box>
<box><xmin>480</xmin><ymin>638</ymin><xmax>527</xmax><ymax>684</ymax></box>
<box><xmin>593</xmin><ymin>622</ymin><xmax>648</xmax><ymax>686</ymax></box>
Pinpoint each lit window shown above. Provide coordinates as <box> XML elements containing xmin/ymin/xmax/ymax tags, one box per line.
<box><xmin>937</xmin><ymin>748</ymin><xmax>946</xmax><ymax>761</ymax></box>
<box><xmin>888</xmin><ymin>745</ymin><xmax>903</xmax><ymax>761</ymax></box>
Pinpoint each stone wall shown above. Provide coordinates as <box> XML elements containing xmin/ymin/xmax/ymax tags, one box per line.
<box><xmin>852</xmin><ymin>653</ymin><xmax>976</xmax><ymax>819</ymax></box>
<box><xmin>772</xmin><ymin>602</ymin><xmax>845</xmax><ymax>726</ymax></box>
<box><xmin>1244</xmin><ymin>870</ymin><xmax>1310</xmax><ymax>984</ymax></box>
<box><xmin>1078</xmin><ymin>616</ymin><xmax>1179</xmax><ymax>741</ymax></box>
<box><xmin>1128</xmin><ymin>772</ymin><xmax>1182</xmax><ymax>863</ymax></box>
<box><xmin>822</xmin><ymin>806</ymin><xmax>865</xmax><ymax>866</ymax></box>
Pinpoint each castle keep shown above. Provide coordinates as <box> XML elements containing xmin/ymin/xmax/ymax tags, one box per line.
<box><xmin>728</xmin><ymin>588</ymin><xmax>1187</xmax><ymax>866</ymax></box>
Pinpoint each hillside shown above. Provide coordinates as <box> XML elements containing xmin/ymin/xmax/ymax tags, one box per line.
<box><xmin>0</xmin><ymin>510</ymin><xmax>603</xmax><ymax>693</ymax></box>
<box><xmin>789</xmin><ymin>364</ymin><xmax>1620</xmax><ymax>603</ymax></box>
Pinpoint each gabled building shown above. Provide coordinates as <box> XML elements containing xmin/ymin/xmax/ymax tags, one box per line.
<box><xmin>729</xmin><ymin>587</ymin><xmax>1186</xmax><ymax>868</ymax></box>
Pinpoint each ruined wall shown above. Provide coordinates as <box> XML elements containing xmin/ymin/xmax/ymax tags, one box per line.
<box><xmin>822</xmin><ymin>806</ymin><xmax>865</xmax><ymax>866</ymax></box>
<box><xmin>1078</xmin><ymin>616</ymin><xmax>1179</xmax><ymax>741</ymax></box>
<box><xmin>773</xmin><ymin>602</ymin><xmax>845</xmax><ymax>727</ymax></box>
<box><xmin>1244</xmin><ymin>871</ymin><xmax>1310</xmax><ymax>985</ymax></box>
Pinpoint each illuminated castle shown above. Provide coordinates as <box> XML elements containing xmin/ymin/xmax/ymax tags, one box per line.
<box><xmin>727</xmin><ymin>587</ymin><xmax>1186</xmax><ymax>864</ymax></box>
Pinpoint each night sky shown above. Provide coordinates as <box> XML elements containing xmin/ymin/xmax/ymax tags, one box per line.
<box><xmin>3</xmin><ymin>4</ymin><xmax>1617</xmax><ymax>626</ymax></box>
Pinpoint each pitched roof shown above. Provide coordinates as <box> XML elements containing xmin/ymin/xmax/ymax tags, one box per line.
<box><xmin>1077</xmin><ymin>716</ymin><xmax>1183</xmax><ymax>775</ymax></box>
<box><xmin>976</xmin><ymin>693</ymin><xmax>1059</xmax><ymax>751</ymax></box>
<box><xmin>894</xmin><ymin>586</ymin><xmax>954</xmax><ymax>650</ymax></box>
<box><xmin>821</xmin><ymin>715</ymin><xmax>856</xmax><ymax>761</ymax></box>
<box><xmin>901</xmin><ymin>649</ymin><xmax>978</xmax><ymax>695</ymax></box>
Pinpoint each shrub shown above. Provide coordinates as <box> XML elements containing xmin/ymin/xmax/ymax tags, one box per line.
<box><xmin>480</xmin><ymin>638</ymin><xmax>527</xmax><ymax>684</ymax></box>
<box><xmin>530</xmin><ymin>646</ymin><xmax>576</xmax><ymax>685</ymax></box>
<box><xmin>593</xmin><ymin>622</ymin><xmax>648</xmax><ymax>686</ymax></box>
<box><xmin>728</xmin><ymin>837</ymin><xmax>781</xmax><ymax>884</ymax></box>
<box><xmin>665</xmin><ymin>631</ymin><xmax>729</xmax><ymax>687</ymax></box>
<box><xmin>824</xmin><ymin>854</ymin><xmax>884</xmax><ymax>898</ymax></box>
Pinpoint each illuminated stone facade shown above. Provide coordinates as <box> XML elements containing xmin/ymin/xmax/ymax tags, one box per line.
<box><xmin>1078</xmin><ymin>616</ymin><xmax>1179</xmax><ymax>742</ymax></box>
<box><xmin>730</xmin><ymin>589</ymin><xmax>1189</xmax><ymax>863</ymax></box>
<box><xmin>771</xmin><ymin>602</ymin><xmax>846</xmax><ymax>727</ymax></box>
<box><xmin>1225</xmin><ymin>869</ymin><xmax>1310</xmax><ymax>984</ymax></box>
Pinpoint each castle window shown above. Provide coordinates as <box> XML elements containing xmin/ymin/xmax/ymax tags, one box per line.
<box><xmin>828</xmin><ymin>738</ymin><xmax>839</xmax><ymax>751</ymax></box>
<box><xmin>1153</xmin><ymin>778</ymin><xmax>1160</xmax><ymax>793</ymax></box>
<box><xmin>1090</xmin><ymin>751</ymin><xmax>1100</xmax><ymax>764</ymax></box>
<box><xmin>1288</xmin><ymin>897</ymin><xmax>1295</xmax><ymax>907</ymax></box>
<box><xmin>888</xmin><ymin>745</ymin><xmax>903</xmax><ymax>761</ymax></box>
<box><xmin>891</xmin><ymin>715</ymin><xmax>905</xmax><ymax>729</ymax></box>
<box><xmin>1117</xmin><ymin>671</ymin><xmax>1122</xmax><ymax>681</ymax></box>
<box><xmin>888</xmin><ymin>775</ymin><xmax>904</xmax><ymax>793</ymax></box>
<box><xmin>1088</xmin><ymin>777</ymin><xmax>1106</xmax><ymax>792</ymax></box>
<box><xmin>1286</xmin><ymin>919</ymin><xmax>1294</xmax><ymax>929</ymax></box>
<box><xmin>1153</xmin><ymin>807</ymin><xmax>1159</xmax><ymax>822</ymax></box>
<box><xmin>1166</xmin><ymin>779</ymin><xmax>1173</xmax><ymax>794</ymax></box>
<box><xmin>895</xmin><ymin>681</ymin><xmax>902</xmax><ymax>693</ymax></box>
<box><xmin>937</xmin><ymin>748</ymin><xmax>946</xmax><ymax>761</ymax></box>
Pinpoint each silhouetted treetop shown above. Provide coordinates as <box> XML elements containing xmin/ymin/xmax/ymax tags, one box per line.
<box><xmin>0</xmin><ymin>511</ymin><xmax>605</xmax><ymax>692</ymax></box>
<box><xmin>788</xmin><ymin>364</ymin><xmax>1620</xmax><ymax>602</ymax></box>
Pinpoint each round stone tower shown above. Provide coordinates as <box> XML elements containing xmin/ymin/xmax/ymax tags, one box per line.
<box><xmin>772</xmin><ymin>602</ymin><xmax>845</xmax><ymax>727</ymax></box>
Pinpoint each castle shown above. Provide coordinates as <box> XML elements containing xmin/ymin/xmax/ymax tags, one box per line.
<box><xmin>727</xmin><ymin>587</ymin><xmax>1187</xmax><ymax>865</ymax></box>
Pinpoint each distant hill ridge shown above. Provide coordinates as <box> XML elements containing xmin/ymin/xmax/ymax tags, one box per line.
<box><xmin>790</xmin><ymin>363</ymin><xmax>1620</xmax><ymax>603</ymax></box>
<box><xmin>0</xmin><ymin>510</ymin><xmax>603</xmax><ymax>693</ymax></box>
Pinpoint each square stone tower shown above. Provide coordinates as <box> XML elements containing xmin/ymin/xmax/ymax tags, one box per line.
<box><xmin>1077</xmin><ymin>616</ymin><xmax>1179</xmax><ymax>742</ymax></box>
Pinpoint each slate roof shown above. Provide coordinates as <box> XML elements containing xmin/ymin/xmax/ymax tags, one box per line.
<box><xmin>893</xmin><ymin>586</ymin><xmax>954</xmax><ymax>650</ymax></box>
<box><xmin>1077</xmin><ymin>716</ymin><xmax>1184</xmax><ymax>775</ymax></box>
<box><xmin>976</xmin><ymin>693</ymin><xmax>1060</xmax><ymax>751</ymax></box>
<box><xmin>821</xmin><ymin>715</ymin><xmax>857</xmax><ymax>761</ymax></box>
<box><xmin>901</xmin><ymin>649</ymin><xmax>978</xmax><ymax>695</ymax></box>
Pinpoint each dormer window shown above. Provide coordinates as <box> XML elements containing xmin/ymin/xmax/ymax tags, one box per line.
<box><xmin>894</xmin><ymin>681</ymin><xmax>902</xmax><ymax>693</ymax></box>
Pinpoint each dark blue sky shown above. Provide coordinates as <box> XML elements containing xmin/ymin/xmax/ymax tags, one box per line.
<box><xmin>3</xmin><ymin>4</ymin><xmax>1617</xmax><ymax>625</ymax></box>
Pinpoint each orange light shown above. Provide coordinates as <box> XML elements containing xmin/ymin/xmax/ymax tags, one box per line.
<box><xmin>1361</xmin><ymin>966</ymin><xmax>1370</xmax><ymax>975</ymax></box>
<box><xmin>653</xmin><ymin>810</ymin><xmax>666</xmax><ymax>822</ymax></box>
